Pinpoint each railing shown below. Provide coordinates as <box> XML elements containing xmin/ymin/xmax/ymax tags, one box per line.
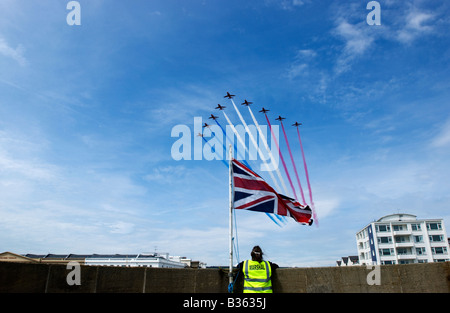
<box><xmin>393</xmin><ymin>230</ymin><xmax>412</xmax><ymax>236</ymax></box>
<box><xmin>395</xmin><ymin>241</ymin><xmax>414</xmax><ymax>248</ymax></box>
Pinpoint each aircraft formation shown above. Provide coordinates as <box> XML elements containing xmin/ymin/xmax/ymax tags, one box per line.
<box><xmin>215</xmin><ymin>92</ymin><xmax>303</xmax><ymax>131</ymax></box>
<box><xmin>200</xmin><ymin>91</ymin><xmax>318</xmax><ymax>227</ymax></box>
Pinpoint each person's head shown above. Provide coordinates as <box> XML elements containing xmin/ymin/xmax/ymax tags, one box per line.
<box><xmin>251</xmin><ymin>245</ymin><xmax>263</xmax><ymax>262</ymax></box>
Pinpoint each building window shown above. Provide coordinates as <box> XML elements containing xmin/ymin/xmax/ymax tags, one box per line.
<box><xmin>379</xmin><ymin>248</ymin><xmax>394</xmax><ymax>256</ymax></box>
<box><xmin>414</xmin><ymin>235</ymin><xmax>423</xmax><ymax>243</ymax></box>
<box><xmin>378</xmin><ymin>237</ymin><xmax>392</xmax><ymax>244</ymax></box>
<box><xmin>358</xmin><ymin>230</ymin><xmax>368</xmax><ymax>239</ymax></box>
<box><xmin>395</xmin><ymin>236</ymin><xmax>410</xmax><ymax>243</ymax></box>
<box><xmin>399</xmin><ymin>260</ymin><xmax>412</xmax><ymax>264</ymax></box>
<box><xmin>426</xmin><ymin>223</ymin><xmax>442</xmax><ymax>231</ymax></box>
<box><xmin>393</xmin><ymin>225</ymin><xmax>405</xmax><ymax>231</ymax></box>
<box><xmin>376</xmin><ymin>225</ymin><xmax>391</xmax><ymax>232</ymax></box>
<box><xmin>397</xmin><ymin>248</ymin><xmax>411</xmax><ymax>255</ymax></box>
<box><xmin>416</xmin><ymin>247</ymin><xmax>426</xmax><ymax>255</ymax></box>
<box><xmin>431</xmin><ymin>247</ymin><xmax>447</xmax><ymax>255</ymax></box>
<box><xmin>429</xmin><ymin>235</ymin><xmax>443</xmax><ymax>242</ymax></box>
<box><xmin>411</xmin><ymin>224</ymin><xmax>421</xmax><ymax>231</ymax></box>
<box><xmin>382</xmin><ymin>260</ymin><xmax>395</xmax><ymax>265</ymax></box>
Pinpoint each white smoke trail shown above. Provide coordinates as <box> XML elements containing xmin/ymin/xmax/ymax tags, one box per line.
<box><xmin>246</xmin><ymin>105</ymin><xmax>290</xmax><ymax>197</ymax></box>
<box><xmin>230</xmin><ymin>99</ymin><xmax>284</xmax><ymax>195</ymax></box>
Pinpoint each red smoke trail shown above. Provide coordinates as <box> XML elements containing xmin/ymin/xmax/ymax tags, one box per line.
<box><xmin>280</xmin><ymin>121</ymin><xmax>307</xmax><ymax>205</ymax></box>
<box><xmin>264</xmin><ymin>114</ymin><xmax>298</xmax><ymax>202</ymax></box>
<box><xmin>296</xmin><ymin>126</ymin><xmax>318</xmax><ymax>226</ymax></box>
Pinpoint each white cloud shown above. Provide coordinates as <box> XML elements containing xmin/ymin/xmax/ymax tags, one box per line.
<box><xmin>0</xmin><ymin>151</ymin><xmax>57</xmax><ymax>182</ymax></box>
<box><xmin>296</xmin><ymin>49</ymin><xmax>317</xmax><ymax>59</ymax></box>
<box><xmin>335</xmin><ymin>21</ymin><xmax>373</xmax><ymax>55</ymax></box>
<box><xmin>314</xmin><ymin>197</ymin><xmax>340</xmax><ymax>220</ymax></box>
<box><xmin>264</xmin><ymin>0</ymin><xmax>310</xmax><ymax>10</ymax></box>
<box><xmin>396</xmin><ymin>10</ymin><xmax>435</xmax><ymax>43</ymax></box>
<box><xmin>0</xmin><ymin>130</ymin><xmax>56</xmax><ymax>182</ymax></box>
<box><xmin>287</xmin><ymin>63</ymin><xmax>308</xmax><ymax>79</ymax></box>
<box><xmin>286</xmin><ymin>49</ymin><xmax>317</xmax><ymax>79</ymax></box>
<box><xmin>0</xmin><ymin>37</ymin><xmax>27</xmax><ymax>66</ymax></box>
<box><xmin>142</xmin><ymin>84</ymin><xmax>218</xmax><ymax>129</ymax></box>
<box><xmin>143</xmin><ymin>165</ymin><xmax>190</xmax><ymax>182</ymax></box>
<box><xmin>109</xmin><ymin>221</ymin><xmax>135</xmax><ymax>234</ymax></box>
<box><xmin>431</xmin><ymin>117</ymin><xmax>450</xmax><ymax>148</ymax></box>
<box><xmin>329</xmin><ymin>3</ymin><xmax>442</xmax><ymax>75</ymax></box>
<box><xmin>292</xmin><ymin>0</ymin><xmax>310</xmax><ymax>7</ymax></box>
<box><xmin>333</xmin><ymin>20</ymin><xmax>375</xmax><ymax>75</ymax></box>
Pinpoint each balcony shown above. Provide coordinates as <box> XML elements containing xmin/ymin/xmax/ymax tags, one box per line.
<box><xmin>397</xmin><ymin>253</ymin><xmax>416</xmax><ymax>260</ymax></box>
<box><xmin>396</xmin><ymin>246</ymin><xmax>415</xmax><ymax>259</ymax></box>
<box><xmin>378</xmin><ymin>242</ymin><xmax>394</xmax><ymax>248</ymax></box>
<box><xmin>393</xmin><ymin>230</ymin><xmax>411</xmax><ymax>236</ymax></box>
<box><xmin>394</xmin><ymin>234</ymin><xmax>413</xmax><ymax>247</ymax></box>
<box><xmin>395</xmin><ymin>241</ymin><xmax>414</xmax><ymax>248</ymax></box>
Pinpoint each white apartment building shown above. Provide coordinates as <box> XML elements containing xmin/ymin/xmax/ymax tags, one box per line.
<box><xmin>356</xmin><ymin>213</ymin><xmax>450</xmax><ymax>265</ymax></box>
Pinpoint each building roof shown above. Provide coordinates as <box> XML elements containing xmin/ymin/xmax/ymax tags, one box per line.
<box><xmin>377</xmin><ymin>213</ymin><xmax>417</xmax><ymax>222</ymax></box>
<box><xmin>336</xmin><ymin>255</ymin><xmax>359</xmax><ymax>266</ymax></box>
<box><xmin>86</xmin><ymin>254</ymin><xmax>139</xmax><ymax>259</ymax></box>
<box><xmin>357</xmin><ymin>213</ymin><xmax>446</xmax><ymax>234</ymax></box>
<box><xmin>23</xmin><ymin>253</ymin><xmax>93</xmax><ymax>260</ymax></box>
<box><xmin>0</xmin><ymin>252</ymin><xmax>39</xmax><ymax>263</ymax></box>
<box><xmin>21</xmin><ymin>253</ymin><xmax>175</xmax><ymax>260</ymax></box>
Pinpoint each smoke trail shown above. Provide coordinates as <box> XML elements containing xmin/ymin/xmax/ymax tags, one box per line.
<box><xmin>246</xmin><ymin>106</ymin><xmax>287</xmax><ymax>196</ymax></box>
<box><xmin>228</xmin><ymin>100</ymin><xmax>284</xmax><ymax>195</ymax></box>
<box><xmin>264</xmin><ymin>114</ymin><xmax>298</xmax><ymax>201</ymax></box>
<box><xmin>222</xmin><ymin>111</ymin><xmax>250</xmax><ymax>160</ymax></box>
<box><xmin>280</xmin><ymin>121</ymin><xmax>307</xmax><ymax>205</ymax></box>
<box><xmin>222</xmin><ymin>110</ymin><xmax>282</xmax><ymax>227</ymax></box>
<box><xmin>200</xmin><ymin>135</ymin><xmax>229</xmax><ymax>168</ymax></box>
<box><xmin>246</xmin><ymin>105</ymin><xmax>288</xmax><ymax>224</ymax></box>
<box><xmin>214</xmin><ymin>119</ymin><xmax>251</xmax><ymax>170</ymax></box>
<box><xmin>296</xmin><ymin>126</ymin><xmax>318</xmax><ymax>226</ymax></box>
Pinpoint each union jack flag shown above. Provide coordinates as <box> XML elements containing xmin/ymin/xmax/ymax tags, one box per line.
<box><xmin>232</xmin><ymin>159</ymin><xmax>313</xmax><ymax>225</ymax></box>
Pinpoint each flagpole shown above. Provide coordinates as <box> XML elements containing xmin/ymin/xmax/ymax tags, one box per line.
<box><xmin>228</xmin><ymin>144</ymin><xmax>234</xmax><ymax>286</ymax></box>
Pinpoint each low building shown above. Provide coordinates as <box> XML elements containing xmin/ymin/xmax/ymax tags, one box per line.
<box><xmin>23</xmin><ymin>254</ymin><xmax>90</xmax><ymax>265</ymax></box>
<box><xmin>84</xmin><ymin>253</ymin><xmax>187</xmax><ymax>268</ymax></box>
<box><xmin>169</xmin><ymin>255</ymin><xmax>206</xmax><ymax>269</ymax></box>
<box><xmin>0</xmin><ymin>252</ymin><xmax>39</xmax><ymax>263</ymax></box>
<box><xmin>336</xmin><ymin>255</ymin><xmax>359</xmax><ymax>266</ymax></box>
<box><xmin>0</xmin><ymin>252</ymin><xmax>205</xmax><ymax>268</ymax></box>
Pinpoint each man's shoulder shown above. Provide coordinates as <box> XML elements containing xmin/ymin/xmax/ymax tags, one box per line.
<box><xmin>268</xmin><ymin>261</ymin><xmax>279</xmax><ymax>270</ymax></box>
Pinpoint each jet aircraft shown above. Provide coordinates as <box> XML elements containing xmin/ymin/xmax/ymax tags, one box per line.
<box><xmin>215</xmin><ymin>104</ymin><xmax>226</xmax><ymax>110</ymax></box>
<box><xmin>224</xmin><ymin>92</ymin><xmax>235</xmax><ymax>99</ymax></box>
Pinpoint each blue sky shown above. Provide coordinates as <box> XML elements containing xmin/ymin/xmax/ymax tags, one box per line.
<box><xmin>1</xmin><ymin>0</ymin><xmax>449</xmax><ymax>267</ymax></box>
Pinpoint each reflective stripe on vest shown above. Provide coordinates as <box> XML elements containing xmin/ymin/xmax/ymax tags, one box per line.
<box><xmin>243</xmin><ymin>260</ymin><xmax>272</xmax><ymax>293</ymax></box>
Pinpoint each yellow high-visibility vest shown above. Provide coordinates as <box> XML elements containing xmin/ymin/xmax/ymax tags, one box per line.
<box><xmin>242</xmin><ymin>260</ymin><xmax>272</xmax><ymax>293</ymax></box>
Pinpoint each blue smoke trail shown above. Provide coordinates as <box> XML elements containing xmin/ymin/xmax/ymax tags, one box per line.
<box><xmin>200</xmin><ymin>133</ymin><xmax>281</xmax><ymax>226</ymax></box>
<box><xmin>201</xmin><ymin>135</ymin><xmax>229</xmax><ymax>168</ymax></box>
<box><xmin>214</xmin><ymin>119</ymin><xmax>252</xmax><ymax>170</ymax></box>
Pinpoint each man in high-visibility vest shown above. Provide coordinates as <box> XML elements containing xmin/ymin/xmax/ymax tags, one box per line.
<box><xmin>238</xmin><ymin>246</ymin><xmax>278</xmax><ymax>293</ymax></box>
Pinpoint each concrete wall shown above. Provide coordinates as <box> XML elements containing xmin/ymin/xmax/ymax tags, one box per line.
<box><xmin>1</xmin><ymin>261</ymin><xmax>449</xmax><ymax>293</ymax></box>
